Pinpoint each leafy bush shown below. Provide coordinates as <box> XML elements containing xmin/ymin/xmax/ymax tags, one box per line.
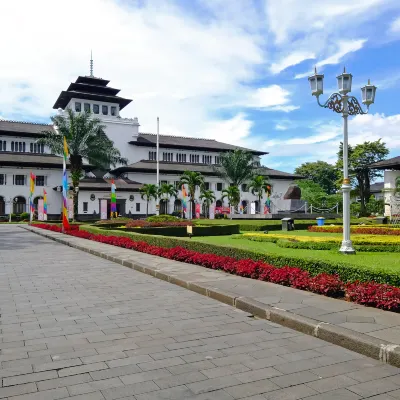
<box><xmin>77</xmin><ymin>225</ymin><xmax>400</xmax><ymax>287</ymax></box>
<box><xmin>34</xmin><ymin>223</ymin><xmax>400</xmax><ymax>311</ymax></box>
<box><xmin>146</xmin><ymin>215</ymin><xmax>183</xmax><ymax>222</ymax></box>
<box><xmin>20</xmin><ymin>212</ymin><xmax>30</xmax><ymax>220</ymax></box>
<box><xmin>126</xmin><ymin>220</ymin><xmax>191</xmax><ymax>228</ymax></box>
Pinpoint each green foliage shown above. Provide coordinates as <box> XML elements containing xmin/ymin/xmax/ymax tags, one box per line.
<box><xmin>179</xmin><ymin>171</ymin><xmax>205</xmax><ymax>218</ymax></box>
<box><xmin>140</xmin><ymin>183</ymin><xmax>158</xmax><ymax>216</ymax></box>
<box><xmin>80</xmin><ymin>225</ymin><xmax>400</xmax><ymax>286</ymax></box>
<box><xmin>200</xmin><ymin>189</ymin><xmax>216</xmax><ymax>217</ymax></box>
<box><xmin>221</xmin><ymin>186</ymin><xmax>240</xmax><ymax>207</ymax></box>
<box><xmin>297</xmin><ymin>180</ymin><xmax>342</xmax><ymax>210</ymax></box>
<box><xmin>20</xmin><ymin>212</ymin><xmax>30</xmax><ymax>220</ymax></box>
<box><xmin>295</xmin><ymin>161</ymin><xmax>339</xmax><ymax>194</ymax></box>
<box><xmin>337</xmin><ymin>139</ymin><xmax>389</xmax><ymax>216</ymax></box>
<box><xmin>248</xmin><ymin>175</ymin><xmax>271</xmax><ymax>209</ymax></box>
<box><xmin>366</xmin><ymin>196</ymin><xmax>385</xmax><ymax>216</ymax></box>
<box><xmin>158</xmin><ymin>183</ymin><xmax>178</xmax><ymax>201</ymax></box>
<box><xmin>146</xmin><ymin>215</ymin><xmax>182</xmax><ymax>222</ymax></box>
<box><xmin>217</xmin><ymin>150</ymin><xmax>257</xmax><ymax>186</ymax></box>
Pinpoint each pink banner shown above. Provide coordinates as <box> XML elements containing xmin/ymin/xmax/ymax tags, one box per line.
<box><xmin>100</xmin><ymin>199</ymin><xmax>107</xmax><ymax>220</ymax></box>
<box><xmin>38</xmin><ymin>199</ymin><xmax>44</xmax><ymax>221</ymax></box>
<box><xmin>195</xmin><ymin>203</ymin><xmax>201</xmax><ymax>219</ymax></box>
<box><xmin>68</xmin><ymin>198</ymin><xmax>73</xmax><ymax>219</ymax></box>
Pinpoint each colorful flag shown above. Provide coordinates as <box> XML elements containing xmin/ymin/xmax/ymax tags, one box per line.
<box><xmin>62</xmin><ymin>136</ymin><xmax>70</xmax><ymax>231</ymax></box>
<box><xmin>264</xmin><ymin>185</ymin><xmax>271</xmax><ymax>214</ymax></box>
<box><xmin>43</xmin><ymin>189</ymin><xmax>47</xmax><ymax>221</ymax></box>
<box><xmin>111</xmin><ymin>179</ymin><xmax>117</xmax><ymax>218</ymax></box>
<box><xmin>29</xmin><ymin>172</ymin><xmax>36</xmax><ymax>221</ymax></box>
<box><xmin>181</xmin><ymin>184</ymin><xmax>187</xmax><ymax>218</ymax></box>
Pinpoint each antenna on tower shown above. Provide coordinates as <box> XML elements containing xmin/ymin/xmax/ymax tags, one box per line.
<box><xmin>90</xmin><ymin>50</ymin><xmax>94</xmax><ymax>77</ymax></box>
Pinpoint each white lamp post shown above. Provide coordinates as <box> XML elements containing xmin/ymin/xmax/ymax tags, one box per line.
<box><xmin>308</xmin><ymin>67</ymin><xmax>377</xmax><ymax>254</ymax></box>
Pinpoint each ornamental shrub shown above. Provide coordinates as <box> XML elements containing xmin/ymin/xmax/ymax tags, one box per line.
<box><xmin>146</xmin><ymin>214</ymin><xmax>183</xmax><ymax>223</ymax></box>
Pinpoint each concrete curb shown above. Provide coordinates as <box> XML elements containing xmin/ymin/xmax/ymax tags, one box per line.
<box><xmin>24</xmin><ymin>226</ymin><xmax>400</xmax><ymax>368</ymax></box>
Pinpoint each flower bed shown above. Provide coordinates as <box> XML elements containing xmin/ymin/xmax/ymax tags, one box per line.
<box><xmin>32</xmin><ymin>223</ymin><xmax>400</xmax><ymax>312</ymax></box>
<box><xmin>309</xmin><ymin>226</ymin><xmax>400</xmax><ymax>235</ymax></box>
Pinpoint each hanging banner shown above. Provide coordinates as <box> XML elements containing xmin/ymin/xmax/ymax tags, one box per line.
<box><xmin>195</xmin><ymin>203</ymin><xmax>201</xmax><ymax>219</ymax></box>
<box><xmin>182</xmin><ymin>185</ymin><xmax>188</xmax><ymax>219</ymax></box>
<box><xmin>100</xmin><ymin>199</ymin><xmax>107</xmax><ymax>220</ymax></box>
<box><xmin>68</xmin><ymin>198</ymin><xmax>73</xmax><ymax>219</ymax></box>
<box><xmin>239</xmin><ymin>205</ymin><xmax>244</xmax><ymax>214</ymax></box>
<box><xmin>29</xmin><ymin>172</ymin><xmax>36</xmax><ymax>222</ymax></box>
<box><xmin>264</xmin><ymin>185</ymin><xmax>271</xmax><ymax>214</ymax></box>
<box><xmin>43</xmin><ymin>189</ymin><xmax>47</xmax><ymax>221</ymax></box>
<box><xmin>62</xmin><ymin>137</ymin><xmax>70</xmax><ymax>231</ymax></box>
<box><xmin>209</xmin><ymin>204</ymin><xmax>215</xmax><ymax>220</ymax></box>
<box><xmin>38</xmin><ymin>199</ymin><xmax>44</xmax><ymax>221</ymax></box>
<box><xmin>250</xmin><ymin>202</ymin><xmax>256</xmax><ymax>214</ymax></box>
<box><xmin>110</xmin><ymin>179</ymin><xmax>117</xmax><ymax>218</ymax></box>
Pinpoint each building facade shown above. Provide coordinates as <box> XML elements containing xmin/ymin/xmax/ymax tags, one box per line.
<box><xmin>0</xmin><ymin>73</ymin><xmax>301</xmax><ymax>219</ymax></box>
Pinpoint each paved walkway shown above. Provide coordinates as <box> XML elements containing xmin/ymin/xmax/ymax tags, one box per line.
<box><xmin>0</xmin><ymin>226</ymin><xmax>399</xmax><ymax>400</ymax></box>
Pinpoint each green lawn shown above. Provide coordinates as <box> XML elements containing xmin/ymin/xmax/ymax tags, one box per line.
<box><xmin>193</xmin><ymin>234</ymin><xmax>400</xmax><ymax>273</ymax></box>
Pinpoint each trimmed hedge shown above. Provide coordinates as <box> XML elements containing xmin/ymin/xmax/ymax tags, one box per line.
<box><xmin>109</xmin><ymin>224</ymin><xmax>239</xmax><ymax>237</ymax></box>
<box><xmin>80</xmin><ymin>225</ymin><xmax>400</xmax><ymax>287</ymax></box>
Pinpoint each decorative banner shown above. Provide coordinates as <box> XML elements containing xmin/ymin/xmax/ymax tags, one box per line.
<box><xmin>29</xmin><ymin>172</ymin><xmax>36</xmax><ymax>222</ymax></box>
<box><xmin>43</xmin><ymin>189</ymin><xmax>47</xmax><ymax>221</ymax></box>
<box><xmin>100</xmin><ymin>199</ymin><xmax>107</xmax><ymax>220</ymax></box>
<box><xmin>239</xmin><ymin>205</ymin><xmax>244</xmax><ymax>214</ymax></box>
<box><xmin>195</xmin><ymin>203</ymin><xmax>201</xmax><ymax>219</ymax></box>
<box><xmin>264</xmin><ymin>184</ymin><xmax>272</xmax><ymax>214</ymax></box>
<box><xmin>250</xmin><ymin>202</ymin><xmax>256</xmax><ymax>214</ymax></box>
<box><xmin>182</xmin><ymin>185</ymin><xmax>188</xmax><ymax>218</ymax></box>
<box><xmin>68</xmin><ymin>198</ymin><xmax>73</xmax><ymax>219</ymax></box>
<box><xmin>38</xmin><ymin>199</ymin><xmax>44</xmax><ymax>221</ymax></box>
<box><xmin>209</xmin><ymin>204</ymin><xmax>215</xmax><ymax>220</ymax></box>
<box><xmin>110</xmin><ymin>179</ymin><xmax>117</xmax><ymax>218</ymax></box>
<box><xmin>62</xmin><ymin>136</ymin><xmax>70</xmax><ymax>231</ymax></box>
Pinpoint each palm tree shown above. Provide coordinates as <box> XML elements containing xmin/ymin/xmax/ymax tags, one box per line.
<box><xmin>248</xmin><ymin>175</ymin><xmax>270</xmax><ymax>213</ymax></box>
<box><xmin>217</xmin><ymin>150</ymin><xmax>257</xmax><ymax>186</ymax></box>
<box><xmin>221</xmin><ymin>186</ymin><xmax>240</xmax><ymax>209</ymax></box>
<box><xmin>158</xmin><ymin>183</ymin><xmax>178</xmax><ymax>214</ymax></box>
<box><xmin>38</xmin><ymin>109</ymin><xmax>127</xmax><ymax>220</ymax></box>
<box><xmin>199</xmin><ymin>189</ymin><xmax>216</xmax><ymax>218</ymax></box>
<box><xmin>179</xmin><ymin>171</ymin><xmax>205</xmax><ymax>218</ymax></box>
<box><xmin>140</xmin><ymin>183</ymin><xmax>158</xmax><ymax>216</ymax></box>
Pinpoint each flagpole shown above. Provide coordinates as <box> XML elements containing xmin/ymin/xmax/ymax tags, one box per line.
<box><xmin>156</xmin><ymin>117</ymin><xmax>160</xmax><ymax>216</ymax></box>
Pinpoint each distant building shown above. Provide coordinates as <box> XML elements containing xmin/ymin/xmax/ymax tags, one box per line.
<box><xmin>0</xmin><ymin>72</ymin><xmax>301</xmax><ymax>219</ymax></box>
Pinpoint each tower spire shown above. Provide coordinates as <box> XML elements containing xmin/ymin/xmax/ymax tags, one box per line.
<box><xmin>90</xmin><ymin>51</ymin><xmax>94</xmax><ymax>77</ymax></box>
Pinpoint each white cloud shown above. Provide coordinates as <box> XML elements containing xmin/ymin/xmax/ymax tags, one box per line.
<box><xmin>0</xmin><ymin>0</ymin><xmax>267</xmax><ymax>144</ymax></box>
<box><xmin>270</xmin><ymin>51</ymin><xmax>315</xmax><ymax>74</ymax></box>
<box><xmin>390</xmin><ymin>16</ymin><xmax>400</xmax><ymax>33</ymax></box>
<box><xmin>245</xmin><ymin>85</ymin><xmax>297</xmax><ymax>110</ymax></box>
<box><xmin>275</xmin><ymin>123</ymin><xmax>289</xmax><ymax>131</ymax></box>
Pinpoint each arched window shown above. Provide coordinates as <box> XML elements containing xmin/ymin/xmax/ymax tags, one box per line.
<box><xmin>13</xmin><ymin>196</ymin><xmax>26</xmax><ymax>214</ymax></box>
<box><xmin>174</xmin><ymin>199</ymin><xmax>182</xmax><ymax>212</ymax></box>
<box><xmin>11</xmin><ymin>141</ymin><xmax>14</xmax><ymax>151</ymax></box>
<box><xmin>0</xmin><ymin>196</ymin><xmax>5</xmax><ymax>215</ymax></box>
<box><xmin>23</xmin><ymin>143</ymin><xmax>26</xmax><ymax>152</ymax></box>
<box><xmin>41</xmin><ymin>143</ymin><xmax>44</xmax><ymax>153</ymax></box>
<box><xmin>30</xmin><ymin>143</ymin><xmax>33</xmax><ymax>152</ymax></box>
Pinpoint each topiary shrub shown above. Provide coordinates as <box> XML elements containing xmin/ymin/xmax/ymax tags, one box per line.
<box><xmin>146</xmin><ymin>214</ymin><xmax>184</xmax><ymax>223</ymax></box>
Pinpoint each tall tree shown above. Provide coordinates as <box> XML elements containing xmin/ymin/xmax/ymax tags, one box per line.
<box><xmin>217</xmin><ymin>150</ymin><xmax>256</xmax><ymax>186</ymax></box>
<box><xmin>140</xmin><ymin>183</ymin><xmax>158</xmax><ymax>217</ymax></box>
<box><xmin>294</xmin><ymin>161</ymin><xmax>339</xmax><ymax>194</ymax></box>
<box><xmin>179</xmin><ymin>171</ymin><xmax>205</xmax><ymax>218</ymax></box>
<box><xmin>199</xmin><ymin>189</ymin><xmax>216</xmax><ymax>217</ymax></box>
<box><xmin>157</xmin><ymin>183</ymin><xmax>178</xmax><ymax>214</ymax></box>
<box><xmin>221</xmin><ymin>186</ymin><xmax>240</xmax><ymax>208</ymax></box>
<box><xmin>248</xmin><ymin>175</ymin><xmax>270</xmax><ymax>212</ymax></box>
<box><xmin>337</xmin><ymin>139</ymin><xmax>389</xmax><ymax>216</ymax></box>
<box><xmin>38</xmin><ymin>109</ymin><xmax>127</xmax><ymax>220</ymax></box>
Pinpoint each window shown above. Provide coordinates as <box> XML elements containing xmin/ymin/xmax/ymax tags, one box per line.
<box><xmin>149</xmin><ymin>151</ymin><xmax>156</xmax><ymax>161</ymax></box>
<box><xmin>93</xmin><ymin>104</ymin><xmax>99</xmax><ymax>114</ymax></box>
<box><xmin>215</xmin><ymin>156</ymin><xmax>221</xmax><ymax>164</ymax></box>
<box><xmin>190</xmin><ymin>154</ymin><xmax>199</xmax><ymax>163</ymax></box>
<box><xmin>41</xmin><ymin>143</ymin><xmax>44</xmax><ymax>153</ymax></box>
<box><xmin>0</xmin><ymin>174</ymin><xmax>5</xmax><ymax>185</ymax></box>
<box><xmin>177</xmin><ymin>153</ymin><xmax>187</xmax><ymax>163</ymax></box>
<box><xmin>75</xmin><ymin>102</ymin><xmax>81</xmax><ymax>112</ymax></box>
<box><xmin>160</xmin><ymin>180</ymin><xmax>168</xmax><ymax>185</ymax></box>
<box><xmin>136</xmin><ymin>203</ymin><xmax>140</xmax><ymax>212</ymax></box>
<box><xmin>0</xmin><ymin>141</ymin><xmax>6</xmax><ymax>151</ymax></box>
<box><xmin>204</xmin><ymin>182</ymin><xmax>210</xmax><ymax>190</ymax></box>
<box><xmin>14</xmin><ymin>175</ymin><xmax>25</xmax><ymax>185</ymax></box>
<box><xmin>241</xmin><ymin>184</ymin><xmax>248</xmax><ymax>192</ymax></box>
<box><xmin>35</xmin><ymin>176</ymin><xmax>46</xmax><ymax>186</ymax></box>
<box><xmin>84</xmin><ymin>103</ymin><xmax>90</xmax><ymax>112</ymax></box>
<box><xmin>217</xmin><ymin>182</ymin><xmax>223</xmax><ymax>191</ymax></box>
<box><xmin>30</xmin><ymin>143</ymin><xmax>33</xmax><ymax>152</ymax></box>
<box><xmin>11</xmin><ymin>141</ymin><xmax>14</xmax><ymax>151</ymax></box>
<box><xmin>102</xmin><ymin>105</ymin><xmax>108</xmax><ymax>115</ymax></box>
<box><xmin>111</xmin><ymin>106</ymin><xmax>117</xmax><ymax>116</ymax></box>
<box><xmin>174</xmin><ymin>181</ymin><xmax>181</xmax><ymax>189</ymax></box>
<box><xmin>83</xmin><ymin>202</ymin><xmax>88</xmax><ymax>212</ymax></box>
<box><xmin>11</xmin><ymin>141</ymin><xmax>25</xmax><ymax>153</ymax></box>
<box><xmin>163</xmin><ymin>152</ymin><xmax>173</xmax><ymax>162</ymax></box>
<box><xmin>3</xmin><ymin>141</ymin><xmax>6</xmax><ymax>151</ymax></box>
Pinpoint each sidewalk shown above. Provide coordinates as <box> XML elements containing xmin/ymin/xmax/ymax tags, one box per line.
<box><xmin>25</xmin><ymin>225</ymin><xmax>400</xmax><ymax>368</ymax></box>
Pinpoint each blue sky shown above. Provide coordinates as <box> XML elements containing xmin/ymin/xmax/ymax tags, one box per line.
<box><xmin>1</xmin><ymin>0</ymin><xmax>400</xmax><ymax>173</ymax></box>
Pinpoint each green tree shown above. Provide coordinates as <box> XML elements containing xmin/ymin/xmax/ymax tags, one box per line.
<box><xmin>179</xmin><ymin>171</ymin><xmax>205</xmax><ymax>218</ymax></box>
<box><xmin>217</xmin><ymin>150</ymin><xmax>256</xmax><ymax>186</ymax></box>
<box><xmin>221</xmin><ymin>185</ymin><xmax>240</xmax><ymax>208</ymax></box>
<box><xmin>38</xmin><ymin>109</ymin><xmax>127</xmax><ymax>220</ymax></box>
<box><xmin>337</xmin><ymin>139</ymin><xmax>389</xmax><ymax>216</ymax></box>
<box><xmin>199</xmin><ymin>189</ymin><xmax>216</xmax><ymax>217</ymax></box>
<box><xmin>140</xmin><ymin>183</ymin><xmax>158</xmax><ymax>216</ymax></box>
<box><xmin>157</xmin><ymin>183</ymin><xmax>178</xmax><ymax>214</ymax></box>
<box><xmin>294</xmin><ymin>161</ymin><xmax>339</xmax><ymax>194</ymax></box>
<box><xmin>248</xmin><ymin>175</ymin><xmax>270</xmax><ymax>212</ymax></box>
<box><xmin>297</xmin><ymin>180</ymin><xmax>342</xmax><ymax>211</ymax></box>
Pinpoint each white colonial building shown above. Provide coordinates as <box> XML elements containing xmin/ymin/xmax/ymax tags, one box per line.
<box><xmin>0</xmin><ymin>72</ymin><xmax>301</xmax><ymax>219</ymax></box>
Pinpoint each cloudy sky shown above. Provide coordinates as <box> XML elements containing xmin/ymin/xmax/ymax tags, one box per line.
<box><xmin>1</xmin><ymin>0</ymin><xmax>400</xmax><ymax>172</ymax></box>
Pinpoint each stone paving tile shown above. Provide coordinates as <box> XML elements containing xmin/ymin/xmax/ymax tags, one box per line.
<box><xmin>1</xmin><ymin>226</ymin><xmax>400</xmax><ymax>400</ymax></box>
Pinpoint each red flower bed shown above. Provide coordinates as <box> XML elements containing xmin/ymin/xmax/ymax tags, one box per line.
<box><xmin>125</xmin><ymin>220</ymin><xmax>193</xmax><ymax>228</ymax></box>
<box><xmin>309</xmin><ymin>226</ymin><xmax>400</xmax><ymax>235</ymax></box>
<box><xmin>32</xmin><ymin>223</ymin><xmax>400</xmax><ymax>312</ymax></box>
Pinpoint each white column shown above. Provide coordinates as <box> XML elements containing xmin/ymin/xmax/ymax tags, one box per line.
<box><xmin>339</xmin><ymin>95</ymin><xmax>356</xmax><ymax>254</ymax></box>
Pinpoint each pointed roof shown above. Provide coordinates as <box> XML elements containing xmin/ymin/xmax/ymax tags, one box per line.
<box><xmin>53</xmin><ymin>75</ymin><xmax>132</xmax><ymax>110</ymax></box>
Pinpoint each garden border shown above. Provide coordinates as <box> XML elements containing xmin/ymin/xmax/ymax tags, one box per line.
<box><xmin>24</xmin><ymin>225</ymin><xmax>400</xmax><ymax>368</ymax></box>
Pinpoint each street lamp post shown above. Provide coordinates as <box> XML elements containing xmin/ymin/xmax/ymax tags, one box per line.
<box><xmin>308</xmin><ymin>67</ymin><xmax>377</xmax><ymax>254</ymax></box>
